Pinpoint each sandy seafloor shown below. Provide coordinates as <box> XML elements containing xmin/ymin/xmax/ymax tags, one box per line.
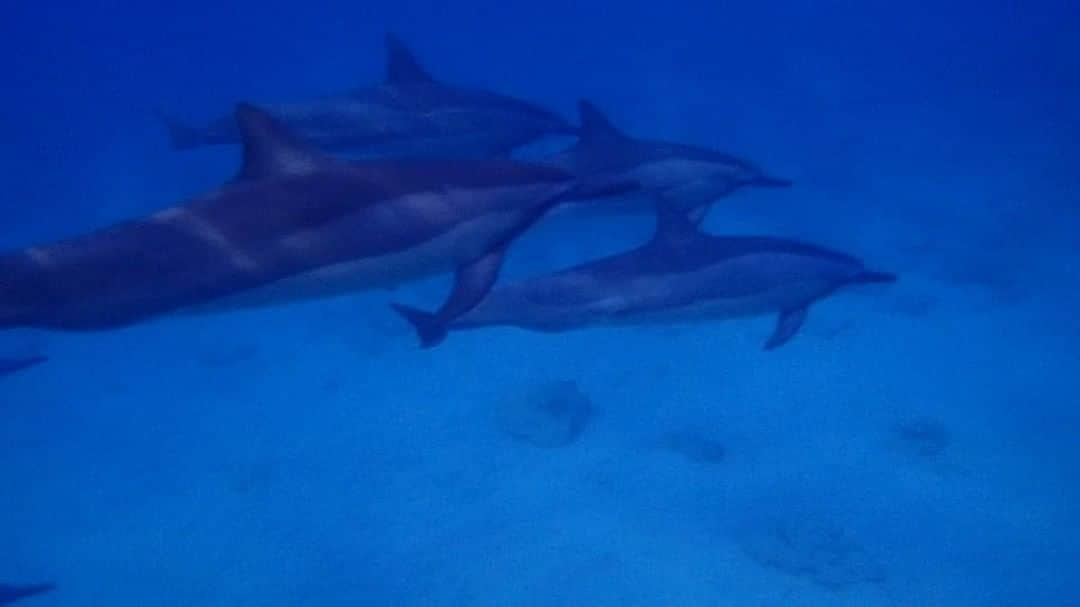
<box><xmin>1</xmin><ymin>3</ymin><xmax>1079</xmax><ymax>606</ymax></box>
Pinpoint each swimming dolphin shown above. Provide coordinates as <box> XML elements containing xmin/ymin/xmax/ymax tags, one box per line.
<box><xmin>0</xmin><ymin>355</ymin><xmax>46</xmax><ymax>378</ymax></box>
<box><xmin>0</xmin><ymin>105</ymin><xmax>627</xmax><ymax>334</ymax></box>
<box><xmin>420</xmin><ymin>206</ymin><xmax>894</xmax><ymax>349</ymax></box>
<box><xmin>0</xmin><ymin>584</ymin><xmax>54</xmax><ymax>605</ymax></box>
<box><xmin>547</xmin><ymin>100</ymin><xmax>791</xmax><ymax>222</ymax></box>
<box><xmin>161</xmin><ymin>35</ymin><xmax>575</xmax><ymax>158</ymax></box>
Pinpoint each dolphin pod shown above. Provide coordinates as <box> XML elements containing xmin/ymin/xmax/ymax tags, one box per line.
<box><xmin>0</xmin><ymin>33</ymin><xmax>893</xmax><ymax>375</ymax></box>
<box><xmin>0</xmin><ymin>35</ymin><xmax>895</xmax><ymax>601</ymax></box>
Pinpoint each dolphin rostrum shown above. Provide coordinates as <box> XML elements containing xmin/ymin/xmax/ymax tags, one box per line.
<box><xmin>547</xmin><ymin>100</ymin><xmax>791</xmax><ymax>222</ymax></box>
<box><xmin>427</xmin><ymin>205</ymin><xmax>894</xmax><ymax>349</ymax></box>
<box><xmin>0</xmin><ymin>105</ymin><xmax>629</xmax><ymax>336</ymax></box>
<box><xmin>161</xmin><ymin>35</ymin><xmax>575</xmax><ymax>159</ymax></box>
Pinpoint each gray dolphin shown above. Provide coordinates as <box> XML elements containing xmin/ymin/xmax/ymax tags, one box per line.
<box><xmin>0</xmin><ymin>584</ymin><xmax>54</xmax><ymax>605</ymax></box>
<box><xmin>0</xmin><ymin>105</ymin><xmax>628</xmax><ymax>335</ymax></box>
<box><xmin>547</xmin><ymin>100</ymin><xmax>791</xmax><ymax>222</ymax></box>
<box><xmin>161</xmin><ymin>35</ymin><xmax>575</xmax><ymax>158</ymax></box>
<box><xmin>426</xmin><ymin>206</ymin><xmax>894</xmax><ymax>349</ymax></box>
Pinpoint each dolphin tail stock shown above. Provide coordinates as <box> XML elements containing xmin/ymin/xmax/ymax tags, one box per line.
<box><xmin>155</xmin><ymin>110</ymin><xmax>203</xmax><ymax>150</ymax></box>
<box><xmin>0</xmin><ymin>583</ymin><xmax>55</xmax><ymax>605</ymax></box>
<box><xmin>851</xmin><ymin>270</ymin><xmax>897</xmax><ymax>285</ymax></box>
<box><xmin>391</xmin><ymin>303</ymin><xmax>447</xmax><ymax>348</ymax></box>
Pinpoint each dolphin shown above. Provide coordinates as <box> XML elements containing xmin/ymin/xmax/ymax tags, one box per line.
<box><xmin>161</xmin><ymin>35</ymin><xmax>575</xmax><ymax>159</ymax></box>
<box><xmin>413</xmin><ymin>206</ymin><xmax>894</xmax><ymax>349</ymax></box>
<box><xmin>0</xmin><ymin>355</ymin><xmax>46</xmax><ymax>378</ymax></box>
<box><xmin>0</xmin><ymin>105</ymin><xmax>629</xmax><ymax>336</ymax></box>
<box><xmin>0</xmin><ymin>584</ymin><xmax>54</xmax><ymax>605</ymax></box>
<box><xmin>547</xmin><ymin>100</ymin><xmax>791</xmax><ymax>222</ymax></box>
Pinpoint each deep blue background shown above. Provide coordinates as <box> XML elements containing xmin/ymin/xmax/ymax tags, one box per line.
<box><xmin>2</xmin><ymin>1</ymin><xmax>1076</xmax><ymax>239</ymax></box>
<box><xmin>1</xmin><ymin>2</ymin><xmax>1078</xmax><ymax>606</ymax></box>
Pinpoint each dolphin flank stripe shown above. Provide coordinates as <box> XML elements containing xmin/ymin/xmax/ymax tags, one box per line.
<box><xmin>0</xmin><ymin>104</ymin><xmax>629</xmax><ymax>334</ymax></box>
<box><xmin>152</xmin><ymin>207</ymin><xmax>260</xmax><ymax>272</ymax></box>
<box><xmin>446</xmin><ymin>205</ymin><xmax>894</xmax><ymax>348</ymax></box>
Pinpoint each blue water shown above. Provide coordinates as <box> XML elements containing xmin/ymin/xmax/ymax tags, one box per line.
<box><xmin>2</xmin><ymin>2</ymin><xmax>1078</xmax><ymax>605</ymax></box>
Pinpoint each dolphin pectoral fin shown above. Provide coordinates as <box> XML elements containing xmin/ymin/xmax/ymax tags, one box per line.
<box><xmin>764</xmin><ymin>307</ymin><xmax>808</xmax><ymax>351</ymax></box>
<box><xmin>753</xmin><ymin>175</ymin><xmax>793</xmax><ymax>188</ymax></box>
<box><xmin>391</xmin><ymin>304</ymin><xmax>446</xmax><ymax>348</ymax></box>
<box><xmin>0</xmin><ymin>583</ymin><xmax>55</xmax><ymax>605</ymax></box>
<box><xmin>392</xmin><ymin>246</ymin><xmax>508</xmax><ymax>348</ymax></box>
<box><xmin>156</xmin><ymin>110</ymin><xmax>202</xmax><ymax>150</ymax></box>
<box><xmin>0</xmin><ymin>355</ymin><xmax>47</xmax><ymax>379</ymax></box>
<box><xmin>852</xmin><ymin>270</ymin><xmax>897</xmax><ymax>285</ymax></box>
<box><xmin>440</xmin><ymin>247</ymin><xmax>507</xmax><ymax>320</ymax></box>
<box><xmin>686</xmin><ymin>204</ymin><xmax>710</xmax><ymax>226</ymax></box>
<box><xmin>650</xmin><ymin>199</ymin><xmax>707</xmax><ymax>245</ymax></box>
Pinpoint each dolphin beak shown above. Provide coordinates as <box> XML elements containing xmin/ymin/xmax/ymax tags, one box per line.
<box><xmin>753</xmin><ymin>175</ymin><xmax>793</xmax><ymax>188</ymax></box>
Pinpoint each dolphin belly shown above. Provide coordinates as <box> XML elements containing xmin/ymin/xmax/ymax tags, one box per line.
<box><xmin>601</xmin><ymin>286</ymin><xmax>810</xmax><ymax>326</ymax></box>
<box><xmin>183</xmin><ymin>210</ymin><xmax>524</xmax><ymax>313</ymax></box>
<box><xmin>457</xmin><ymin>254</ymin><xmax>838</xmax><ymax>334</ymax></box>
<box><xmin>630</xmin><ymin>159</ymin><xmax>726</xmax><ymax>192</ymax></box>
<box><xmin>455</xmin><ymin>287</ymin><xmax>800</xmax><ymax>333</ymax></box>
<box><xmin>661</xmin><ymin>178</ymin><xmax>736</xmax><ymax>208</ymax></box>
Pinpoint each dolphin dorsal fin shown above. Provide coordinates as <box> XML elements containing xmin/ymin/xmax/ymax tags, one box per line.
<box><xmin>234</xmin><ymin>104</ymin><xmax>331</xmax><ymax>181</ymax></box>
<box><xmin>651</xmin><ymin>201</ymin><xmax>704</xmax><ymax>245</ymax></box>
<box><xmin>578</xmin><ymin>100</ymin><xmax>627</xmax><ymax>141</ymax></box>
<box><xmin>385</xmin><ymin>34</ymin><xmax>435</xmax><ymax>84</ymax></box>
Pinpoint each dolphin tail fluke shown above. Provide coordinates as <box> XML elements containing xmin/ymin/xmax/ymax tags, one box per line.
<box><xmin>156</xmin><ymin>111</ymin><xmax>203</xmax><ymax>150</ymax></box>
<box><xmin>852</xmin><ymin>271</ymin><xmax>897</xmax><ymax>285</ymax></box>
<box><xmin>0</xmin><ymin>583</ymin><xmax>55</xmax><ymax>605</ymax></box>
<box><xmin>391</xmin><ymin>304</ymin><xmax>447</xmax><ymax>348</ymax></box>
<box><xmin>0</xmin><ymin>355</ymin><xmax>48</xmax><ymax>379</ymax></box>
